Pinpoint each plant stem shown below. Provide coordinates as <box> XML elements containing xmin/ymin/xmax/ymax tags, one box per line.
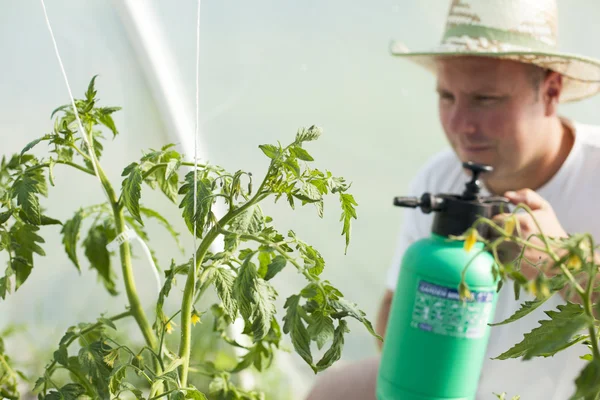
<box><xmin>178</xmin><ymin>172</ymin><xmax>271</xmax><ymax>387</ymax></box>
<box><xmin>26</xmin><ymin>160</ymin><xmax>95</xmax><ymax>176</ymax></box>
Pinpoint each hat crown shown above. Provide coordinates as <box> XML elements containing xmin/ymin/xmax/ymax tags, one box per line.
<box><xmin>444</xmin><ymin>0</ymin><xmax>558</xmax><ymax>48</ymax></box>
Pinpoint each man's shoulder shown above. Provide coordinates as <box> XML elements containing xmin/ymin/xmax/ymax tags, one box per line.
<box><xmin>574</xmin><ymin>120</ymin><xmax>600</xmax><ymax>151</ymax></box>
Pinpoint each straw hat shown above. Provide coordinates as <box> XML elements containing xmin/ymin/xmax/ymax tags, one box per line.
<box><xmin>390</xmin><ymin>0</ymin><xmax>600</xmax><ymax>102</ymax></box>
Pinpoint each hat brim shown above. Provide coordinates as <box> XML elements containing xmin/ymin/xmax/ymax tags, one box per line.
<box><xmin>390</xmin><ymin>41</ymin><xmax>600</xmax><ymax>103</ymax></box>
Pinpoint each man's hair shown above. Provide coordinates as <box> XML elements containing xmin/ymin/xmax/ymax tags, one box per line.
<box><xmin>527</xmin><ymin>65</ymin><xmax>551</xmax><ymax>99</ymax></box>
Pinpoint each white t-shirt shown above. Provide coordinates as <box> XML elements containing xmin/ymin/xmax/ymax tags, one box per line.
<box><xmin>386</xmin><ymin>118</ymin><xmax>600</xmax><ymax>399</ymax></box>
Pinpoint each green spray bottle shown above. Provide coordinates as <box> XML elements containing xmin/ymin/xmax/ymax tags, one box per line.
<box><xmin>377</xmin><ymin>162</ymin><xmax>509</xmax><ymax>400</ymax></box>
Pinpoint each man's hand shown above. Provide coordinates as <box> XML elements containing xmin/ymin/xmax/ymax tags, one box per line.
<box><xmin>493</xmin><ymin>188</ymin><xmax>568</xmax><ymax>280</ymax></box>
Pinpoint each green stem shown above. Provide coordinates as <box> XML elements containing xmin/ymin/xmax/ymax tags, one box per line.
<box><xmin>584</xmin><ymin>235</ymin><xmax>600</xmax><ymax>361</ymax></box>
<box><xmin>25</xmin><ymin>160</ymin><xmax>95</xmax><ymax>176</ymax></box>
<box><xmin>178</xmin><ymin>172</ymin><xmax>272</xmax><ymax>387</ymax></box>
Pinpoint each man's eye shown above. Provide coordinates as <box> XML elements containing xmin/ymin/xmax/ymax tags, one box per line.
<box><xmin>439</xmin><ymin>93</ymin><xmax>454</xmax><ymax>101</ymax></box>
<box><xmin>476</xmin><ymin>96</ymin><xmax>498</xmax><ymax>102</ymax></box>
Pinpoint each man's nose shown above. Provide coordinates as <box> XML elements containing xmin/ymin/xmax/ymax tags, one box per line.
<box><xmin>448</xmin><ymin>103</ymin><xmax>477</xmax><ymax>136</ymax></box>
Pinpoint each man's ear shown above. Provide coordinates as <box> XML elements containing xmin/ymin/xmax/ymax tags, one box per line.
<box><xmin>544</xmin><ymin>71</ymin><xmax>563</xmax><ymax>116</ymax></box>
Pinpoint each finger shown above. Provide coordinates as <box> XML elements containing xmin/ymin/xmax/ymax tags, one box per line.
<box><xmin>504</xmin><ymin>189</ymin><xmax>548</xmax><ymax>211</ymax></box>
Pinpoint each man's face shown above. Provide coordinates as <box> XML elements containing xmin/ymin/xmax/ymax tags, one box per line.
<box><xmin>436</xmin><ymin>57</ymin><xmax>547</xmax><ymax>180</ymax></box>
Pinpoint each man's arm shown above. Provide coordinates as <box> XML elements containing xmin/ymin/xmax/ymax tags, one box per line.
<box><xmin>375</xmin><ymin>289</ymin><xmax>394</xmax><ymax>350</ymax></box>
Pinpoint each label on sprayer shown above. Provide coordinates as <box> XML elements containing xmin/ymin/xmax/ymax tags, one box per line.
<box><xmin>410</xmin><ymin>280</ymin><xmax>494</xmax><ymax>339</ymax></box>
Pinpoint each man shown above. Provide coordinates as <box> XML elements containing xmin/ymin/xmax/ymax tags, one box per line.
<box><xmin>306</xmin><ymin>0</ymin><xmax>600</xmax><ymax>399</ymax></box>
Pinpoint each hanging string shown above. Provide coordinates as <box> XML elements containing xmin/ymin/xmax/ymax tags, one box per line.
<box><xmin>40</xmin><ymin>0</ymin><xmax>161</xmax><ymax>294</ymax></box>
<box><xmin>193</xmin><ymin>0</ymin><xmax>201</xmax><ymax>289</ymax></box>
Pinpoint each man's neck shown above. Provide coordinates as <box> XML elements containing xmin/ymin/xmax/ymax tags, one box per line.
<box><xmin>484</xmin><ymin>117</ymin><xmax>574</xmax><ymax>196</ymax></box>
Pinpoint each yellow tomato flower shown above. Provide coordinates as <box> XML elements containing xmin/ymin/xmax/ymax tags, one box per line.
<box><xmin>464</xmin><ymin>229</ymin><xmax>477</xmax><ymax>252</ymax></box>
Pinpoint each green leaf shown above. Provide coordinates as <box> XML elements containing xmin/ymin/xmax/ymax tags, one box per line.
<box><xmin>339</xmin><ymin>193</ymin><xmax>357</xmax><ymax>253</ymax></box>
<box><xmin>331</xmin><ymin>297</ymin><xmax>381</xmax><ymax>340</ymax></box>
<box><xmin>108</xmin><ymin>364</ymin><xmax>127</xmax><ymax>393</ymax></box>
<box><xmin>179</xmin><ymin>172</ymin><xmax>213</xmax><ymax>238</ymax></box>
<box><xmin>316</xmin><ymin>319</ymin><xmax>349</xmax><ymax>371</ymax></box>
<box><xmin>572</xmin><ymin>359</ymin><xmax>600</xmax><ymax>399</ymax></box>
<box><xmin>212</xmin><ymin>267</ymin><xmax>238</xmax><ymax>321</ymax></box>
<box><xmin>264</xmin><ymin>255</ymin><xmax>286</xmax><ymax>281</ymax></box>
<box><xmin>284</xmin><ymin>157</ymin><xmax>300</xmax><ymax>177</ymax></box>
<box><xmin>229</xmin><ymin>204</ymin><xmax>264</xmax><ymax>234</ymax></box>
<box><xmin>490</xmin><ymin>298</ymin><xmax>548</xmax><ymax>326</ymax></box>
<box><xmin>98</xmin><ymin>113</ymin><xmax>118</xmax><ymax>137</ymax></box>
<box><xmin>78</xmin><ymin>341</ymin><xmax>113</xmax><ymax>399</ymax></box>
<box><xmin>86</xmin><ymin>75</ymin><xmax>99</xmax><ymax>101</ymax></box>
<box><xmin>119</xmin><ymin>382</ymin><xmax>143</xmax><ymax>399</ymax></box>
<box><xmin>258</xmin><ymin>144</ymin><xmax>281</xmax><ymax>160</ymax></box>
<box><xmin>48</xmin><ymin>158</ymin><xmax>56</xmax><ymax>186</ymax></box>
<box><xmin>10</xmin><ymin>222</ymin><xmax>45</xmax><ymax>288</ymax></box>
<box><xmin>21</xmin><ymin>135</ymin><xmax>52</xmax><ymax>156</ymax></box>
<box><xmin>44</xmin><ymin>383</ymin><xmax>86</xmax><ymax>400</ymax></box>
<box><xmin>39</xmin><ymin>215</ymin><xmax>62</xmax><ymax>226</ymax></box>
<box><xmin>121</xmin><ymin>164</ymin><xmax>143</xmax><ymax>225</ymax></box>
<box><xmin>84</xmin><ymin>224</ymin><xmax>117</xmax><ymax>295</ymax></box>
<box><xmin>54</xmin><ymin>345</ymin><xmax>69</xmax><ymax>366</ymax></box>
<box><xmin>233</xmin><ymin>258</ymin><xmax>277</xmax><ymax>341</ymax></box>
<box><xmin>295</xmin><ymin>126</ymin><xmax>322</xmax><ymax>144</ymax></box>
<box><xmin>11</xmin><ymin>171</ymin><xmax>43</xmax><ymax>225</ymax></box>
<box><xmin>283</xmin><ymin>295</ymin><xmax>315</xmax><ymax>372</ymax></box>
<box><xmin>290</xmin><ymin>146</ymin><xmax>314</xmax><ymax>161</ymax></box>
<box><xmin>0</xmin><ymin>210</ymin><xmax>13</xmax><ymax>225</ymax></box>
<box><xmin>494</xmin><ymin>302</ymin><xmax>590</xmax><ymax>360</ymax></box>
<box><xmin>185</xmin><ymin>387</ymin><xmax>208</xmax><ymax>400</ymax></box>
<box><xmin>0</xmin><ymin>277</ymin><xmax>9</xmax><ymax>300</ymax></box>
<box><xmin>307</xmin><ymin>310</ymin><xmax>335</xmax><ymax>350</ymax></box>
<box><xmin>61</xmin><ymin>210</ymin><xmax>84</xmax><ymax>271</ymax></box>
<box><xmin>140</xmin><ymin>207</ymin><xmax>182</xmax><ymax>250</ymax></box>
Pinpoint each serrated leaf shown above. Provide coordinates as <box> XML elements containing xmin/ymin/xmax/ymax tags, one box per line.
<box><xmin>59</xmin><ymin>331</ymin><xmax>76</xmax><ymax>346</ymax></box>
<box><xmin>233</xmin><ymin>258</ymin><xmax>277</xmax><ymax>341</ymax></box>
<box><xmin>98</xmin><ymin>113</ymin><xmax>118</xmax><ymax>137</ymax></box>
<box><xmin>54</xmin><ymin>345</ymin><xmax>69</xmax><ymax>366</ymax></box>
<box><xmin>21</xmin><ymin>135</ymin><xmax>52</xmax><ymax>156</ymax></box>
<box><xmin>78</xmin><ymin>341</ymin><xmax>113</xmax><ymax>399</ymax></box>
<box><xmin>290</xmin><ymin>146</ymin><xmax>314</xmax><ymax>161</ymax></box>
<box><xmin>120</xmin><ymin>382</ymin><xmax>143</xmax><ymax>399</ymax></box>
<box><xmin>331</xmin><ymin>297</ymin><xmax>381</xmax><ymax>340</ymax></box>
<box><xmin>36</xmin><ymin>214</ymin><xmax>61</xmax><ymax>226</ymax></box>
<box><xmin>121</xmin><ymin>165</ymin><xmax>143</xmax><ymax>225</ymax></box>
<box><xmin>61</xmin><ymin>210</ymin><xmax>84</xmax><ymax>271</ymax></box>
<box><xmin>258</xmin><ymin>144</ymin><xmax>281</xmax><ymax>160</ymax></box>
<box><xmin>283</xmin><ymin>295</ymin><xmax>315</xmax><ymax>372</ymax></box>
<box><xmin>213</xmin><ymin>267</ymin><xmax>238</xmax><ymax>320</ymax></box>
<box><xmin>83</xmin><ymin>225</ymin><xmax>118</xmax><ymax>296</ymax></box>
<box><xmin>307</xmin><ymin>311</ymin><xmax>335</xmax><ymax>350</ymax></box>
<box><xmin>185</xmin><ymin>387</ymin><xmax>208</xmax><ymax>400</ymax></box>
<box><xmin>44</xmin><ymin>383</ymin><xmax>86</xmax><ymax>400</ymax></box>
<box><xmin>264</xmin><ymin>255</ymin><xmax>286</xmax><ymax>281</ymax></box>
<box><xmin>10</xmin><ymin>222</ymin><xmax>45</xmax><ymax>288</ymax></box>
<box><xmin>339</xmin><ymin>193</ymin><xmax>357</xmax><ymax>254</ymax></box>
<box><xmin>284</xmin><ymin>158</ymin><xmax>300</xmax><ymax>177</ymax></box>
<box><xmin>229</xmin><ymin>204</ymin><xmax>264</xmax><ymax>234</ymax></box>
<box><xmin>0</xmin><ymin>277</ymin><xmax>9</xmax><ymax>300</ymax></box>
<box><xmin>316</xmin><ymin>319</ymin><xmax>349</xmax><ymax>371</ymax></box>
<box><xmin>179</xmin><ymin>173</ymin><xmax>213</xmax><ymax>238</ymax></box>
<box><xmin>0</xmin><ymin>210</ymin><xmax>13</xmax><ymax>225</ymax></box>
<box><xmin>12</xmin><ymin>172</ymin><xmax>42</xmax><ymax>225</ymax></box>
<box><xmin>571</xmin><ymin>359</ymin><xmax>600</xmax><ymax>399</ymax></box>
<box><xmin>490</xmin><ymin>298</ymin><xmax>548</xmax><ymax>326</ymax></box>
<box><xmin>494</xmin><ymin>302</ymin><xmax>590</xmax><ymax>360</ymax></box>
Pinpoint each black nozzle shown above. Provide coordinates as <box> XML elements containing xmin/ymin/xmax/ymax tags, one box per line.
<box><xmin>461</xmin><ymin>162</ymin><xmax>493</xmax><ymax>200</ymax></box>
<box><xmin>393</xmin><ymin>193</ymin><xmax>443</xmax><ymax>214</ymax></box>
